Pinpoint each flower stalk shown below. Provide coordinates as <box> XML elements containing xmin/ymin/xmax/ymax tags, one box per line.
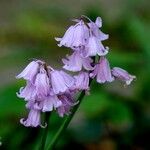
<box><xmin>46</xmin><ymin>83</ymin><xmax>91</xmax><ymax>150</ymax></box>
<box><xmin>39</xmin><ymin>112</ymin><xmax>51</xmax><ymax>150</ymax></box>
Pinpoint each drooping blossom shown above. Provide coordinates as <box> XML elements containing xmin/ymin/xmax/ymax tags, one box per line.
<box><xmin>25</xmin><ymin>95</ymin><xmax>62</xmax><ymax>112</ymax></box>
<box><xmin>49</xmin><ymin>70</ymin><xmax>74</xmax><ymax>94</ymax></box>
<box><xmin>88</xmin><ymin>17</ymin><xmax>109</xmax><ymax>41</ymax></box>
<box><xmin>16</xmin><ymin>60</ymin><xmax>40</xmax><ymax>83</ymax></box>
<box><xmin>73</xmin><ymin>72</ymin><xmax>89</xmax><ymax>90</ymax></box>
<box><xmin>16</xmin><ymin>61</ymin><xmax>63</xmax><ymax>127</ymax></box>
<box><xmin>81</xmin><ymin>35</ymin><xmax>109</xmax><ymax>57</ymax></box>
<box><xmin>80</xmin><ymin>17</ymin><xmax>109</xmax><ymax>57</ymax></box>
<box><xmin>55</xmin><ymin>20</ymin><xmax>89</xmax><ymax>49</ymax></box>
<box><xmin>20</xmin><ymin>109</ymin><xmax>41</xmax><ymax>127</ymax></box>
<box><xmin>55</xmin><ymin>26</ymin><xmax>74</xmax><ymax>48</ymax></box>
<box><xmin>17</xmin><ymin>64</ymin><xmax>51</xmax><ymax>101</ymax></box>
<box><xmin>40</xmin><ymin>95</ymin><xmax>62</xmax><ymax>112</ymax></box>
<box><xmin>112</xmin><ymin>67</ymin><xmax>136</xmax><ymax>85</ymax></box>
<box><xmin>62</xmin><ymin>51</ymin><xmax>94</xmax><ymax>72</ymax></box>
<box><xmin>74</xmin><ymin>16</ymin><xmax>108</xmax><ymax>40</ymax></box>
<box><xmin>70</xmin><ymin>20</ymin><xmax>89</xmax><ymax>49</ymax></box>
<box><xmin>90</xmin><ymin>57</ymin><xmax>114</xmax><ymax>83</ymax></box>
<box><xmin>16</xmin><ymin>59</ymin><xmax>78</xmax><ymax>127</ymax></box>
<box><xmin>57</xmin><ymin>92</ymin><xmax>77</xmax><ymax>117</ymax></box>
<box><xmin>55</xmin><ymin>16</ymin><xmax>109</xmax><ymax>55</ymax></box>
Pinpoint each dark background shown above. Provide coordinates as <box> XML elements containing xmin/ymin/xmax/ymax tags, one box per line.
<box><xmin>0</xmin><ymin>0</ymin><xmax>149</xmax><ymax>149</ymax></box>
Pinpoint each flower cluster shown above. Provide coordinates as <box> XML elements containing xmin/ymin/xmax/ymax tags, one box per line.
<box><xmin>16</xmin><ymin>16</ymin><xmax>135</xmax><ymax>127</ymax></box>
<box><xmin>16</xmin><ymin>60</ymin><xmax>77</xmax><ymax>127</ymax></box>
<box><xmin>56</xmin><ymin>16</ymin><xmax>135</xmax><ymax>84</ymax></box>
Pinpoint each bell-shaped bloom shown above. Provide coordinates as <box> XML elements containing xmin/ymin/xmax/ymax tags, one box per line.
<box><xmin>55</xmin><ymin>20</ymin><xmax>89</xmax><ymax>49</ymax></box>
<box><xmin>112</xmin><ymin>67</ymin><xmax>136</xmax><ymax>85</ymax></box>
<box><xmin>88</xmin><ymin>17</ymin><xmax>109</xmax><ymax>41</ymax></box>
<box><xmin>62</xmin><ymin>51</ymin><xmax>94</xmax><ymax>72</ymax></box>
<box><xmin>20</xmin><ymin>109</ymin><xmax>41</xmax><ymax>127</ymax></box>
<box><xmin>90</xmin><ymin>57</ymin><xmax>114</xmax><ymax>83</ymax></box>
<box><xmin>82</xmin><ymin>36</ymin><xmax>109</xmax><ymax>57</ymax></box>
<box><xmin>40</xmin><ymin>95</ymin><xmax>62</xmax><ymax>112</ymax></box>
<box><xmin>55</xmin><ymin>26</ymin><xmax>75</xmax><ymax>47</ymax></box>
<box><xmin>34</xmin><ymin>67</ymin><xmax>50</xmax><ymax>99</ymax></box>
<box><xmin>16</xmin><ymin>61</ymin><xmax>40</xmax><ymax>83</ymax></box>
<box><xmin>17</xmin><ymin>81</ymin><xmax>36</xmax><ymax>101</ymax></box>
<box><xmin>73</xmin><ymin>72</ymin><xmax>89</xmax><ymax>90</ymax></box>
<box><xmin>57</xmin><ymin>92</ymin><xmax>77</xmax><ymax>117</ymax></box>
<box><xmin>71</xmin><ymin>20</ymin><xmax>89</xmax><ymax>48</ymax></box>
<box><xmin>50</xmin><ymin>70</ymin><xmax>74</xmax><ymax>94</ymax></box>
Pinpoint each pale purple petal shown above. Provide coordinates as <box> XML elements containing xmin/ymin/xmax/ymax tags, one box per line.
<box><xmin>63</xmin><ymin>51</ymin><xmax>93</xmax><ymax>72</ymax></box>
<box><xmin>16</xmin><ymin>61</ymin><xmax>39</xmax><ymax>83</ymax></box>
<box><xmin>88</xmin><ymin>22</ymin><xmax>109</xmax><ymax>41</ymax></box>
<box><xmin>25</xmin><ymin>101</ymin><xmax>36</xmax><ymax>109</ymax></box>
<box><xmin>26</xmin><ymin>100</ymin><xmax>45</xmax><ymax>110</ymax></box>
<box><xmin>73</xmin><ymin>72</ymin><xmax>89</xmax><ymax>90</ymax></box>
<box><xmin>62</xmin><ymin>52</ymin><xmax>82</xmax><ymax>71</ymax></box>
<box><xmin>59</xmin><ymin>70</ymin><xmax>74</xmax><ymax>87</ymax></box>
<box><xmin>71</xmin><ymin>20</ymin><xmax>89</xmax><ymax>48</ymax></box>
<box><xmin>82</xmin><ymin>36</ymin><xmax>108</xmax><ymax>57</ymax></box>
<box><xmin>89</xmin><ymin>65</ymin><xmax>98</xmax><ymax>79</ymax></box>
<box><xmin>34</xmin><ymin>68</ymin><xmax>50</xmax><ymax>99</ymax></box>
<box><xmin>40</xmin><ymin>95</ymin><xmax>62</xmax><ymax>112</ymax></box>
<box><xmin>97</xmin><ymin>30</ymin><xmax>109</xmax><ymax>41</ymax></box>
<box><xmin>82</xmin><ymin>56</ymin><xmax>94</xmax><ymax>71</ymax></box>
<box><xmin>17</xmin><ymin>81</ymin><xmax>36</xmax><ymax>101</ymax></box>
<box><xmin>112</xmin><ymin>67</ymin><xmax>136</xmax><ymax>85</ymax></box>
<box><xmin>90</xmin><ymin>57</ymin><xmax>114</xmax><ymax>83</ymax></box>
<box><xmin>20</xmin><ymin>109</ymin><xmax>41</xmax><ymax>127</ymax></box>
<box><xmin>50</xmin><ymin>70</ymin><xmax>74</xmax><ymax>94</ymax></box>
<box><xmin>95</xmin><ymin>17</ymin><xmax>102</xmax><ymax>28</ymax></box>
<box><xmin>57</xmin><ymin>92</ymin><xmax>77</xmax><ymax>117</ymax></box>
<box><xmin>55</xmin><ymin>20</ymin><xmax>89</xmax><ymax>49</ymax></box>
<box><xmin>55</xmin><ymin>25</ymin><xmax>75</xmax><ymax>47</ymax></box>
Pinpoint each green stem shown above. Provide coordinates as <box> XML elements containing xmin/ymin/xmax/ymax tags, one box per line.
<box><xmin>46</xmin><ymin>79</ymin><xmax>93</xmax><ymax>150</ymax></box>
<box><xmin>39</xmin><ymin>112</ymin><xmax>51</xmax><ymax>150</ymax></box>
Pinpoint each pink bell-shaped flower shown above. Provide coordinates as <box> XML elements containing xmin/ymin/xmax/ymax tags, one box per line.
<box><xmin>90</xmin><ymin>57</ymin><xmax>114</xmax><ymax>83</ymax></box>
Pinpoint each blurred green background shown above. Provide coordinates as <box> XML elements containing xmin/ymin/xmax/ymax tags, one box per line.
<box><xmin>0</xmin><ymin>0</ymin><xmax>149</xmax><ymax>150</ymax></box>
